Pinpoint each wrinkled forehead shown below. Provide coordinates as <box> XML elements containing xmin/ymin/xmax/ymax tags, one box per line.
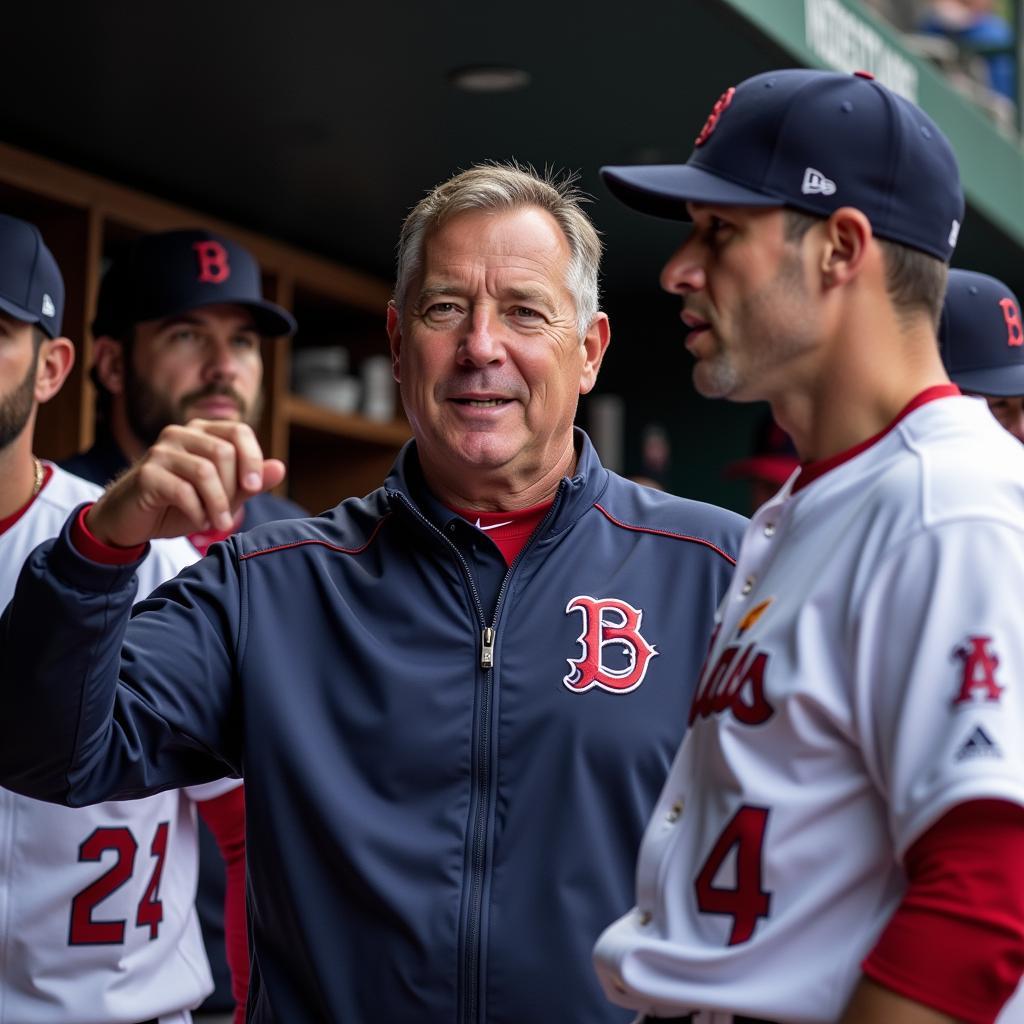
<box><xmin>413</xmin><ymin>204</ymin><xmax>577</xmax><ymax>307</ymax></box>
<box><xmin>417</xmin><ymin>207</ymin><xmax>571</xmax><ymax>286</ymax></box>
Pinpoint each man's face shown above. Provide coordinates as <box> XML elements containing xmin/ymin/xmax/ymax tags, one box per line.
<box><xmin>660</xmin><ymin>204</ymin><xmax>819</xmax><ymax>403</ymax></box>
<box><xmin>0</xmin><ymin>313</ymin><xmax>40</xmax><ymax>451</ymax></box>
<box><xmin>389</xmin><ymin>206</ymin><xmax>605</xmax><ymax>490</ymax></box>
<box><xmin>125</xmin><ymin>303</ymin><xmax>264</xmax><ymax>447</ymax></box>
<box><xmin>984</xmin><ymin>395</ymin><xmax>1024</xmax><ymax>444</ymax></box>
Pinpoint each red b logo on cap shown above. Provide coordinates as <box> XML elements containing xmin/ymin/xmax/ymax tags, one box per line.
<box><xmin>193</xmin><ymin>240</ymin><xmax>231</xmax><ymax>284</ymax></box>
<box><xmin>695</xmin><ymin>87</ymin><xmax>735</xmax><ymax>147</ymax></box>
<box><xmin>999</xmin><ymin>298</ymin><xmax>1023</xmax><ymax>348</ymax></box>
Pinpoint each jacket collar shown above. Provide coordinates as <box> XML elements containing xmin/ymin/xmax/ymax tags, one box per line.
<box><xmin>384</xmin><ymin>428</ymin><xmax>610</xmax><ymax>538</ymax></box>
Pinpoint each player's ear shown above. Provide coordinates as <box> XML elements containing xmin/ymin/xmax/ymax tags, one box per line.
<box><xmin>34</xmin><ymin>336</ymin><xmax>75</xmax><ymax>405</ymax></box>
<box><xmin>386</xmin><ymin>301</ymin><xmax>402</xmax><ymax>383</ymax></box>
<box><xmin>579</xmin><ymin>313</ymin><xmax>611</xmax><ymax>396</ymax></box>
<box><xmin>91</xmin><ymin>336</ymin><xmax>127</xmax><ymax>396</ymax></box>
<box><xmin>819</xmin><ymin>207</ymin><xmax>872</xmax><ymax>289</ymax></box>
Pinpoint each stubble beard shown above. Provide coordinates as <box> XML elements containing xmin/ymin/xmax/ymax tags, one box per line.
<box><xmin>692</xmin><ymin>248</ymin><xmax>815</xmax><ymax>402</ymax></box>
<box><xmin>124</xmin><ymin>358</ymin><xmax>262</xmax><ymax>448</ymax></box>
<box><xmin>0</xmin><ymin>351</ymin><xmax>39</xmax><ymax>453</ymax></box>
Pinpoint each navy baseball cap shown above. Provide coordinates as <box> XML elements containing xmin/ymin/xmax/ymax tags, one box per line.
<box><xmin>0</xmin><ymin>213</ymin><xmax>64</xmax><ymax>338</ymax></box>
<box><xmin>939</xmin><ymin>269</ymin><xmax>1024</xmax><ymax>396</ymax></box>
<box><xmin>602</xmin><ymin>68</ymin><xmax>965</xmax><ymax>262</ymax></box>
<box><xmin>92</xmin><ymin>228</ymin><xmax>296</xmax><ymax>339</ymax></box>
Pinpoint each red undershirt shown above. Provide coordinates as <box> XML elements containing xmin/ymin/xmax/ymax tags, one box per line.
<box><xmin>447</xmin><ymin>500</ymin><xmax>553</xmax><ymax>565</ymax></box>
<box><xmin>864</xmin><ymin>800</ymin><xmax>1024</xmax><ymax>1022</ymax></box>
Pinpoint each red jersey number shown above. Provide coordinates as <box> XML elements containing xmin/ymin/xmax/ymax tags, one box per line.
<box><xmin>69</xmin><ymin>823</ymin><xmax>170</xmax><ymax>945</ymax></box>
<box><xmin>694</xmin><ymin>805</ymin><xmax>772</xmax><ymax>945</ymax></box>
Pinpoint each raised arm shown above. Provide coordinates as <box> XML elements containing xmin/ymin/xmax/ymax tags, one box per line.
<box><xmin>0</xmin><ymin>419</ymin><xmax>284</xmax><ymax>804</ymax></box>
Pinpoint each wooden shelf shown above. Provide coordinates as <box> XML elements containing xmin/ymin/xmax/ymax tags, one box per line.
<box><xmin>285</xmin><ymin>394</ymin><xmax>411</xmax><ymax>446</ymax></box>
<box><xmin>0</xmin><ymin>140</ymin><xmax>408</xmax><ymax>512</ymax></box>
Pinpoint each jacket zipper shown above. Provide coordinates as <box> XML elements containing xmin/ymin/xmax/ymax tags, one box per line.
<box><xmin>391</xmin><ymin>488</ymin><xmax>564</xmax><ymax>1024</ymax></box>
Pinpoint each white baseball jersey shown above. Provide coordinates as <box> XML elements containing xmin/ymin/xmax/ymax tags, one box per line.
<box><xmin>594</xmin><ymin>392</ymin><xmax>1024</xmax><ymax>1023</ymax></box>
<box><xmin>0</xmin><ymin>463</ymin><xmax>239</xmax><ymax>1024</ymax></box>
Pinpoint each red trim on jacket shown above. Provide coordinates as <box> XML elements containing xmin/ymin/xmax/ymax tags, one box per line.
<box><xmin>793</xmin><ymin>384</ymin><xmax>961</xmax><ymax>494</ymax></box>
<box><xmin>863</xmin><ymin>798</ymin><xmax>1024</xmax><ymax>1023</ymax></box>
<box><xmin>593</xmin><ymin>503</ymin><xmax>737</xmax><ymax>565</ymax></box>
<box><xmin>238</xmin><ymin>516</ymin><xmax>390</xmax><ymax>561</ymax></box>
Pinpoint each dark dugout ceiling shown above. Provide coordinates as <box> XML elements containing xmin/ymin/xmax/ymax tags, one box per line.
<box><xmin>0</xmin><ymin>0</ymin><xmax>1020</xmax><ymax>297</ymax></box>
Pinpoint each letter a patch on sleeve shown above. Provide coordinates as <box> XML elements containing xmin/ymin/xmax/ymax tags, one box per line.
<box><xmin>950</xmin><ymin>636</ymin><xmax>1004</xmax><ymax>707</ymax></box>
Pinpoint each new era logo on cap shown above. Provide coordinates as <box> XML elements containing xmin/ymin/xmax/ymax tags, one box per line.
<box><xmin>801</xmin><ymin>168</ymin><xmax>836</xmax><ymax>197</ymax></box>
<box><xmin>41</xmin><ymin>294</ymin><xmax>55</xmax><ymax>317</ymax></box>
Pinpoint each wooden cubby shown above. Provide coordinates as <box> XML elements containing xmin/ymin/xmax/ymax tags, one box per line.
<box><xmin>0</xmin><ymin>141</ymin><xmax>409</xmax><ymax>512</ymax></box>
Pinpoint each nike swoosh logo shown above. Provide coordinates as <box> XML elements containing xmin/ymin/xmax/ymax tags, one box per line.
<box><xmin>474</xmin><ymin>517</ymin><xmax>513</xmax><ymax>532</ymax></box>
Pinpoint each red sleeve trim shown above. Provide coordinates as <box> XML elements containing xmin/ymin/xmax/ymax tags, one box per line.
<box><xmin>198</xmin><ymin>786</ymin><xmax>249</xmax><ymax>1017</ymax></box>
<box><xmin>863</xmin><ymin>799</ymin><xmax>1024</xmax><ymax>1024</ymax></box>
<box><xmin>593</xmin><ymin>503</ymin><xmax>737</xmax><ymax>566</ymax></box>
<box><xmin>70</xmin><ymin>504</ymin><xmax>147</xmax><ymax>564</ymax></box>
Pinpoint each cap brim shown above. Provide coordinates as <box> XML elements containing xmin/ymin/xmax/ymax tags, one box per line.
<box><xmin>724</xmin><ymin>454</ymin><xmax>800</xmax><ymax>485</ymax></box>
<box><xmin>168</xmin><ymin>296</ymin><xmax>297</xmax><ymax>338</ymax></box>
<box><xmin>237</xmin><ymin>299</ymin><xmax>297</xmax><ymax>338</ymax></box>
<box><xmin>949</xmin><ymin>365</ymin><xmax>1024</xmax><ymax>398</ymax></box>
<box><xmin>601</xmin><ymin>164</ymin><xmax>782</xmax><ymax>220</ymax></box>
<box><xmin>0</xmin><ymin>294</ymin><xmax>44</xmax><ymax>331</ymax></box>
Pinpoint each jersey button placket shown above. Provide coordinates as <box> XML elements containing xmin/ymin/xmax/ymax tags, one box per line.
<box><xmin>740</xmin><ymin>576</ymin><xmax>755</xmax><ymax>596</ymax></box>
<box><xmin>666</xmin><ymin>800</ymin><xmax>684</xmax><ymax>823</ymax></box>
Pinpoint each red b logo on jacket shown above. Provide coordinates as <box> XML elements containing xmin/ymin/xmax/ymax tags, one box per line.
<box><xmin>563</xmin><ymin>596</ymin><xmax>658</xmax><ymax>694</ymax></box>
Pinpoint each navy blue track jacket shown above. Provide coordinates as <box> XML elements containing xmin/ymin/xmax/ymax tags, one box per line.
<box><xmin>0</xmin><ymin>433</ymin><xmax>745</xmax><ymax>1023</ymax></box>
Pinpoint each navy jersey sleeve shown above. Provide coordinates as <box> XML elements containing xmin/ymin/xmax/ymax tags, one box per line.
<box><xmin>0</xmin><ymin>512</ymin><xmax>241</xmax><ymax>806</ymax></box>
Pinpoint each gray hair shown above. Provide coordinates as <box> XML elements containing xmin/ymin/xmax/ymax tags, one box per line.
<box><xmin>394</xmin><ymin>162</ymin><xmax>603</xmax><ymax>338</ymax></box>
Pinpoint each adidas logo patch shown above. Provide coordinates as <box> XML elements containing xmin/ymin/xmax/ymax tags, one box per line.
<box><xmin>955</xmin><ymin>725</ymin><xmax>1001</xmax><ymax>761</ymax></box>
<box><xmin>801</xmin><ymin>167</ymin><xmax>836</xmax><ymax>197</ymax></box>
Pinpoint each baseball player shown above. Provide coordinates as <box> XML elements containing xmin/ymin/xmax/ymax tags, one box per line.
<box><xmin>938</xmin><ymin>268</ymin><xmax>1024</xmax><ymax>442</ymax></box>
<box><xmin>0</xmin><ymin>214</ymin><xmax>247</xmax><ymax>1024</ymax></box>
<box><xmin>937</xmin><ymin>268</ymin><xmax>1024</xmax><ymax>1023</ymax></box>
<box><xmin>0</xmin><ymin>164</ymin><xmax>747</xmax><ymax>1023</ymax></box>
<box><xmin>61</xmin><ymin>228</ymin><xmax>305</xmax><ymax>1016</ymax></box>
<box><xmin>594</xmin><ymin>69</ymin><xmax>1024</xmax><ymax>1023</ymax></box>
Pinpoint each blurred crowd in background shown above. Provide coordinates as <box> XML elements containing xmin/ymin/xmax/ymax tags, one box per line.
<box><xmin>863</xmin><ymin>0</ymin><xmax>1018</xmax><ymax>130</ymax></box>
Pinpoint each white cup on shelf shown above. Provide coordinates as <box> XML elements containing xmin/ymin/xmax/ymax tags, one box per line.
<box><xmin>361</xmin><ymin>355</ymin><xmax>395</xmax><ymax>422</ymax></box>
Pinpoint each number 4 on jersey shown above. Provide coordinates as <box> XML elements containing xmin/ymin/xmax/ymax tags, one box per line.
<box><xmin>694</xmin><ymin>805</ymin><xmax>772</xmax><ymax>945</ymax></box>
